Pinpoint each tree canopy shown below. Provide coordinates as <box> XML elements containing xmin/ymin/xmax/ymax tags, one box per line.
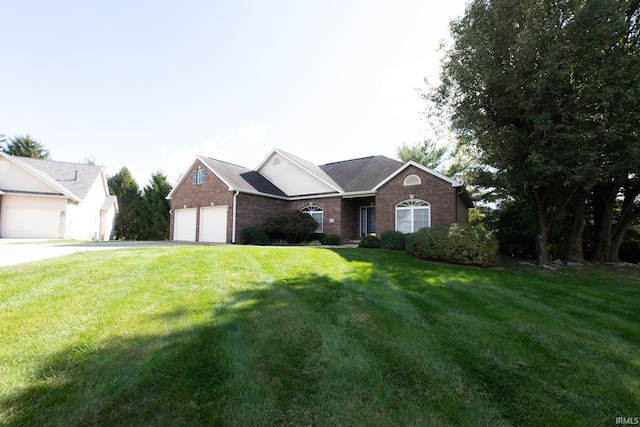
<box><xmin>396</xmin><ymin>139</ymin><xmax>448</xmax><ymax>171</ymax></box>
<box><xmin>107</xmin><ymin>168</ymin><xmax>173</xmax><ymax>241</ymax></box>
<box><xmin>2</xmin><ymin>134</ymin><xmax>51</xmax><ymax>159</ymax></box>
<box><xmin>108</xmin><ymin>167</ymin><xmax>142</xmax><ymax>240</ymax></box>
<box><xmin>434</xmin><ymin>0</ymin><xmax>640</xmax><ymax>264</ymax></box>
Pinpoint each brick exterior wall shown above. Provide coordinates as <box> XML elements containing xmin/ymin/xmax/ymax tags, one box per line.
<box><xmin>375</xmin><ymin>165</ymin><xmax>458</xmax><ymax>235</ymax></box>
<box><xmin>235</xmin><ymin>193</ymin><xmax>288</xmax><ymax>242</ymax></box>
<box><xmin>169</xmin><ymin>159</ymin><xmax>235</xmax><ymax>241</ymax></box>
<box><xmin>170</xmin><ymin>161</ymin><xmax>466</xmax><ymax>244</ymax></box>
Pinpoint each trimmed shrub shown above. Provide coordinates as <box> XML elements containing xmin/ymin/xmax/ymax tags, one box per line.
<box><xmin>241</xmin><ymin>226</ymin><xmax>271</xmax><ymax>245</ymax></box>
<box><xmin>359</xmin><ymin>235</ymin><xmax>381</xmax><ymax>249</ymax></box>
<box><xmin>323</xmin><ymin>234</ymin><xmax>342</xmax><ymax>245</ymax></box>
<box><xmin>263</xmin><ymin>210</ymin><xmax>319</xmax><ymax>243</ymax></box>
<box><xmin>380</xmin><ymin>230</ymin><xmax>406</xmax><ymax>251</ymax></box>
<box><xmin>405</xmin><ymin>223</ymin><xmax>500</xmax><ymax>267</ymax></box>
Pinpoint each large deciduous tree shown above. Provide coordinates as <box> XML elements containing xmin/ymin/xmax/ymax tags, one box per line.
<box><xmin>434</xmin><ymin>0</ymin><xmax>640</xmax><ymax>265</ymax></box>
<box><xmin>2</xmin><ymin>134</ymin><xmax>51</xmax><ymax>159</ymax></box>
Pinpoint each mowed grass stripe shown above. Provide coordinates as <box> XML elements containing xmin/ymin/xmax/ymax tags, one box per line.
<box><xmin>0</xmin><ymin>246</ymin><xmax>638</xmax><ymax>426</ymax></box>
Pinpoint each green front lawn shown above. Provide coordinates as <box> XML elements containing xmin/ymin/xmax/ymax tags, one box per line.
<box><xmin>1</xmin><ymin>246</ymin><xmax>638</xmax><ymax>426</ymax></box>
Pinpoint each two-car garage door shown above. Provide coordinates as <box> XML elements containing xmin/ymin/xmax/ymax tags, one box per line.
<box><xmin>173</xmin><ymin>206</ymin><xmax>227</xmax><ymax>243</ymax></box>
<box><xmin>3</xmin><ymin>207</ymin><xmax>61</xmax><ymax>238</ymax></box>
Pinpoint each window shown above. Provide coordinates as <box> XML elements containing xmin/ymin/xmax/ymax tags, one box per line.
<box><xmin>403</xmin><ymin>174</ymin><xmax>421</xmax><ymax>186</ymax></box>
<box><xmin>301</xmin><ymin>206</ymin><xmax>323</xmax><ymax>233</ymax></box>
<box><xmin>193</xmin><ymin>168</ymin><xmax>206</xmax><ymax>185</ymax></box>
<box><xmin>396</xmin><ymin>199</ymin><xmax>430</xmax><ymax>233</ymax></box>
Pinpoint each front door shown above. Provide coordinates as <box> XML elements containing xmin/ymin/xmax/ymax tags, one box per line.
<box><xmin>360</xmin><ymin>206</ymin><xmax>375</xmax><ymax>237</ymax></box>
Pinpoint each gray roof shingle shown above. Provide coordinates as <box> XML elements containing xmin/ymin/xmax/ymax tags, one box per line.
<box><xmin>12</xmin><ymin>156</ymin><xmax>104</xmax><ymax>200</ymax></box>
<box><xmin>319</xmin><ymin>155</ymin><xmax>404</xmax><ymax>192</ymax></box>
<box><xmin>200</xmin><ymin>157</ymin><xmax>287</xmax><ymax>197</ymax></box>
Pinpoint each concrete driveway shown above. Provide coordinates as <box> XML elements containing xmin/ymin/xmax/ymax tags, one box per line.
<box><xmin>0</xmin><ymin>240</ymin><xmax>188</xmax><ymax>267</ymax></box>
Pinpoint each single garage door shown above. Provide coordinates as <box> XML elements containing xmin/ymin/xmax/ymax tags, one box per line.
<box><xmin>199</xmin><ymin>206</ymin><xmax>227</xmax><ymax>243</ymax></box>
<box><xmin>4</xmin><ymin>207</ymin><xmax>61</xmax><ymax>238</ymax></box>
<box><xmin>173</xmin><ymin>208</ymin><xmax>197</xmax><ymax>241</ymax></box>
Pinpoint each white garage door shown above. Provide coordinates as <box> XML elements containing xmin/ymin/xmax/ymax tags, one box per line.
<box><xmin>173</xmin><ymin>208</ymin><xmax>197</xmax><ymax>241</ymax></box>
<box><xmin>199</xmin><ymin>206</ymin><xmax>227</xmax><ymax>243</ymax></box>
<box><xmin>4</xmin><ymin>207</ymin><xmax>60</xmax><ymax>238</ymax></box>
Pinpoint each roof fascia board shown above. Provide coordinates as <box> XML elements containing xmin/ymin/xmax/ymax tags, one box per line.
<box><xmin>166</xmin><ymin>156</ymin><xmax>202</xmax><ymax>199</ymax></box>
<box><xmin>372</xmin><ymin>161</ymin><xmax>462</xmax><ymax>191</ymax></box>
<box><xmin>1</xmin><ymin>153</ymin><xmax>81</xmax><ymax>201</ymax></box>
<box><xmin>0</xmin><ymin>191</ymin><xmax>69</xmax><ymax>199</ymax></box>
<box><xmin>237</xmin><ymin>189</ymin><xmax>376</xmax><ymax>201</ymax></box>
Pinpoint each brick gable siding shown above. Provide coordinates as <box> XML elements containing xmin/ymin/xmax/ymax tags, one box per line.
<box><xmin>375</xmin><ymin>165</ymin><xmax>458</xmax><ymax>235</ymax></box>
<box><xmin>169</xmin><ymin>159</ymin><xmax>234</xmax><ymax>241</ymax></box>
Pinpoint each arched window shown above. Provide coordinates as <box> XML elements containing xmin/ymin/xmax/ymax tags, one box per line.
<box><xmin>301</xmin><ymin>205</ymin><xmax>323</xmax><ymax>233</ymax></box>
<box><xmin>403</xmin><ymin>174</ymin><xmax>421</xmax><ymax>186</ymax></box>
<box><xmin>396</xmin><ymin>199</ymin><xmax>430</xmax><ymax>233</ymax></box>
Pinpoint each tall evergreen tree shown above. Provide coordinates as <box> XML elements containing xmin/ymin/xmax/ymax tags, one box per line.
<box><xmin>138</xmin><ymin>172</ymin><xmax>172</xmax><ymax>240</ymax></box>
<box><xmin>396</xmin><ymin>139</ymin><xmax>448</xmax><ymax>171</ymax></box>
<box><xmin>2</xmin><ymin>134</ymin><xmax>51</xmax><ymax>159</ymax></box>
<box><xmin>107</xmin><ymin>167</ymin><xmax>142</xmax><ymax>240</ymax></box>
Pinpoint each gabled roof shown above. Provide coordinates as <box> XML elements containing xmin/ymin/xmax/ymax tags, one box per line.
<box><xmin>200</xmin><ymin>157</ymin><xmax>287</xmax><ymax>197</ymax></box>
<box><xmin>15</xmin><ymin>156</ymin><xmax>105</xmax><ymax>200</ymax></box>
<box><xmin>0</xmin><ymin>153</ymin><xmax>105</xmax><ymax>201</ymax></box>
<box><xmin>167</xmin><ymin>155</ymin><xmax>288</xmax><ymax>199</ymax></box>
<box><xmin>256</xmin><ymin>149</ymin><xmax>343</xmax><ymax>193</ymax></box>
<box><xmin>373</xmin><ymin>160</ymin><xmax>463</xmax><ymax>190</ymax></box>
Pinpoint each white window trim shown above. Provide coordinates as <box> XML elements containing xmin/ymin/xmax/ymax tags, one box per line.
<box><xmin>403</xmin><ymin>174</ymin><xmax>422</xmax><ymax>186</ymax></box>
<box><xmin>301</xmin><ymin>205</ymin><xmax>323</xmax><ymax>233</ymax></box>
<box><xmin>197</xmin><ymin>168</ymin><xmax>206</xmax><ymax>184</ymax></box>
<box><xmin>395</xmin><ymin>199</ymin><xmax>430</xmax><ymax>233</ymax></box>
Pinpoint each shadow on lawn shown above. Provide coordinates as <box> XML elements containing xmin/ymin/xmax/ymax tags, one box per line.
<box><xmin>2</xmin><ymin>249</ymin><xmax>639</xmax><ymax>426</ymax></box>
<box><xmin>3</xmin><ymin>272</ymin><xmax>383</xmax><ymax>426</ymax></box>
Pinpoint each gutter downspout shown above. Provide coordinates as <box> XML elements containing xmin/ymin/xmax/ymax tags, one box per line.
<box><xmin>232</xmin><ymin>190</ymin><xmax>239</xmax><ymax>243</ymax></box>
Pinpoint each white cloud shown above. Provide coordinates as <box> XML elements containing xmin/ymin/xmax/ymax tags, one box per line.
<box><xmin>236</xmin><ymin>121</ymin><xmax>269</xmax><ymax>144</ymax></box>
<box><xmin>157</xmin><ymin>121</ymin><xmax>270</xmax><ymax>182</ymax></box>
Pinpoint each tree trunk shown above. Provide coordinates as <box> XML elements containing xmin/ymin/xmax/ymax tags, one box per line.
<box><xmin>608</xmin><ymin>184</ymin><xmax>640</xmax><ymax>262</ymax></box>
<box><xmin>592</xmin><ymin>180</ymin><xmax>619</xmax><ymax>262</ymax></box>
<box><xmin>564</xmin><ymin>197</ymin><xmax>586</xmax><ymax>263</ymax></box>
<box><xmin>533</xmin><ymin>187</ymin><xmax>551</xmax><ymax>266</ymax></box>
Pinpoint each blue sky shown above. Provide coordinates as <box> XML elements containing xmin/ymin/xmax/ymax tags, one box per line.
<box><xmin>1</xmin><ymin>0</ymin><xmax>468</xmax><ymax>186</ymax></box>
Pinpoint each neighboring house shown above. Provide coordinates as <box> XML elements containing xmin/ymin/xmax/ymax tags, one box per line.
<box><xmin>168</xmin><ymin>148</ymin><xmax>473</xmax><ymax>244</ymax></box>
<box><xmin>0</xmin><ymin>153</ymin><xmax>118</xmax><ymax>240</ymax></box>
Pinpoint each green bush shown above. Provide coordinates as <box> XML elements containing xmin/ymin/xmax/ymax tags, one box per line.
<box><xmin>380</xmin><ymin>230</ymin><xmax>406</xmax><ymax>251</ymax></box>
<box><xmin>405</xmin><ymin>223</ymin><xmax>500</xmax><ymax>267</ymax></box>
<box><xmin>263</xmin><ymin>210</ymin><xmax>319</xmax><ymax>243</ymax></box>
<box><xmin>322</xmin><ymin>234</ymin><xmax>341</xmax><ymax>245</ymax></box>
<box><xmin>359</xmin><ymin>235</ymin><xmax>381</xmax><ymax>249</ymax></box>
<box><xmin>241</xmin><ymin>226</ymin><xmax>271</xmax><ymax>245</ymax></box>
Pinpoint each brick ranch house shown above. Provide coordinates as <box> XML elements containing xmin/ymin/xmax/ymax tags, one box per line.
<box><xmin>167</xmin><ymin>148</ymin><xmax>474</xmax><ymax>244</ymax></box>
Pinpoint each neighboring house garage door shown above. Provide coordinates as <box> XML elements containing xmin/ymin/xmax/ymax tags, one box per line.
<box><xmin>4</xmin><ymin>207</ymin><xmax>60</xmax><ymax>238</ymax></box>
<box><xmin>199</xmin><ymin>206</ymin><xmax>227</xmax><ymax>243</ymax></box>
<box><xmin>173</xmin><ymin>208</ymin><xmax>197</xmax><ymax>241</ymax></box>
